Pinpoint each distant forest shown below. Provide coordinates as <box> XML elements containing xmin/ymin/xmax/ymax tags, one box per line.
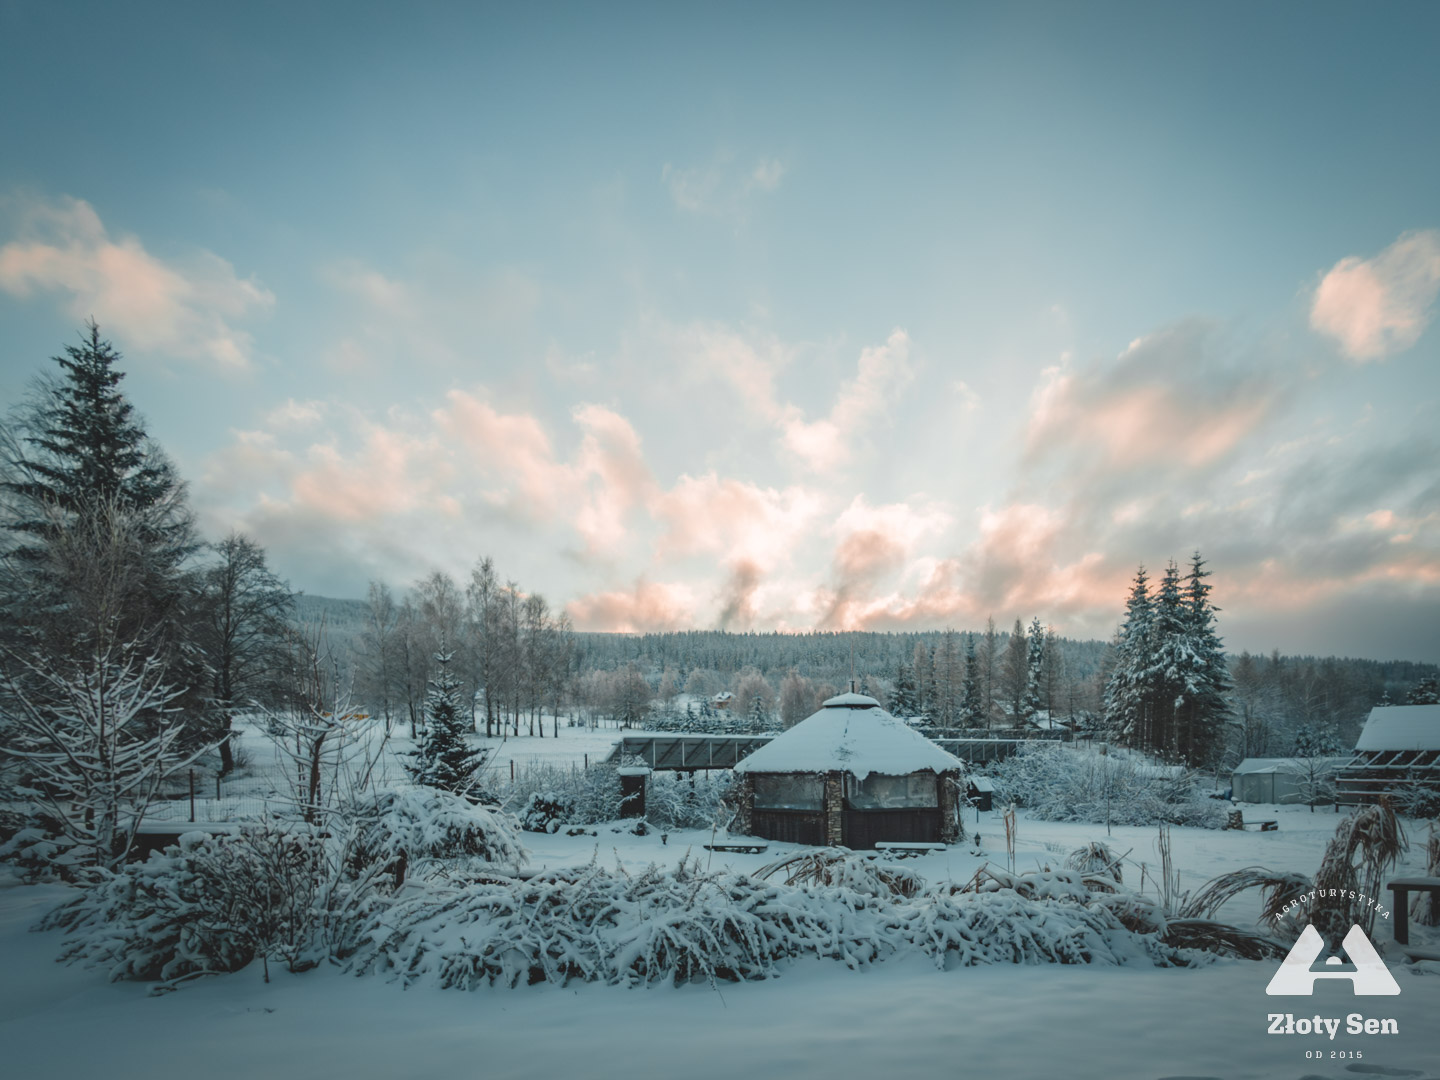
<box><xmin>294</xmin><ymin>593</ymin><xmax>1436</xmax><ymax>763</ymax></box>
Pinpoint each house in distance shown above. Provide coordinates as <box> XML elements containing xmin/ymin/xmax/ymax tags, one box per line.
<box><xmin>731</xmin><ymin>691</ymin><xmax>965</xmax><ymax>848</ymax></box>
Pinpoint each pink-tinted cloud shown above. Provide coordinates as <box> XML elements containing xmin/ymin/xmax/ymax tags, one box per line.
<box><xmin>1026</xmin><ymin>325</ymin><xmax>1276</xmax><ymax>472</ymax></box>
<box><xmin>652</xmin><ymin>472</ymin><xmax>825</xmax><ymax>572</ymax></box>
<box><xmin>1311</xmin><ymin>230</ymin><xmax>1440</xmax><ymax>361</ymax></box>
<box><xmin>0</xmin><ymin>195</ymin><xmax>273</xmax><ymax>370</ymax></box>
<box><xmin>566</xmin><ymin>579</ymin><xmax>696</xmax><ymax>632</ymax></box>
<box><xmin>781</xmin><ymin>329</ymin><xmax>913</xmax><ymax>470</ymax></box>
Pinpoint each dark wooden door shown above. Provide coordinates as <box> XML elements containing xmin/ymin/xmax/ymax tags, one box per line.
<box><xmin>751</xmin><ymin>810</ymin><xmax>826</xmax><ymax>845</ymax></box>
<box><xmin>842</xmin><ymin>809</ymin><xmax>941</xmax><ymax>849</ymax></box>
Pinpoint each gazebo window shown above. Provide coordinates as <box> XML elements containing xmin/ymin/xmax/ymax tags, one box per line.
<box><xmin>845</xmin><ymin>773</ymin><xmax>938</xmax><ymax>810</ymax></box>
<box><xmin>752</xmin><ymin>775</ymin><xmax>824</xmax><ymax>810</ymax></box>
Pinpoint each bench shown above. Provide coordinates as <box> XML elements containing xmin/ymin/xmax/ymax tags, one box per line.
<box><xmin>1247</xmin><ymin>820</ymin><xmax>1279</xmax><ymax>832</ymax></box>
<box><xmin>1224</xmin><ymin>811</ymin><xmax>1277</xmax><ymax>831</ymax></box>
<box><xmin>1386</xmin><ymin>876</ymin><xmax>1440</xmax><ymax>946</ymax></box>
<box><xmin>874</xmin><ymin>842</ymin><xmax>946</xmax><ymax>858</ymax></box>
<box><xmin>704</xmin><ymin>842</ymin><xmax>769</xmax><ymax>854</ymax></box>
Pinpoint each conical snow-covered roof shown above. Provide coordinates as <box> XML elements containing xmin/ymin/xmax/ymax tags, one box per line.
<box><xmin>734</xmin><ymin>692</ymin><xmax>963</xmax><ymax>780</ymax></box>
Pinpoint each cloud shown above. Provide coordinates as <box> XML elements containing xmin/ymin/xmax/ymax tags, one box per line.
<box><xmin>676</xmin><ymin>322</ymin><xmax>914</xmax><ymax>471</ymax></box>
<box><xmin>566</xmin><ymin>579</ymin><xmax>696</xmax><ymax>632</ymax></box>
<box><xmin>1025</xmin><ymin>322</ymin><xmax>1278</xmax><ymax>475</ymax></box>
<box><xmin>1310</xmin><ymin>229</ymin><xmax>1440</xmax><ymax>361</ymax></box>
<box><xmin>0</xmin><ymin>194</ymin><xmax>273</xmax><ymax>370</ymax></box>
<box><xmin>781</xmin><ymin>329</ymin><xmax>914</xmax><ymax>471</ymax></box>
<box><xmin>318</xmin><ymin>255</ymin><xmax>542</xmax><ymax>373</ymax></box>
<box><xmin>662</xmin><ymin>155</ymin><xmax>785</xmax><ymax>216</ymax></box>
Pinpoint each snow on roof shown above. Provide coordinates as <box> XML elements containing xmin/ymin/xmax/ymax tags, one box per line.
<box><xmin>1233</xmin><ymin>757</ymin><xmax>1352</xmax><ymax>776</ymax></box>
<box><xmin>822</xmin><ymin>691</ymin><xmax>881</xmax><ymax>709</ymax></box>
<box><xmin>734</xmin><ymin>698</ymin><xmax>963</xmax><ymax>780</ymax></box>
<box><xmin>1354</xmin><ymin>705</ymin><xmax>1440</xmax><ymax>752</ymax></box>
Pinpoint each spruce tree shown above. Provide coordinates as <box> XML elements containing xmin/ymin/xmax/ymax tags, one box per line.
<box><xmin>0</xmin><ymin>323</ymin><xmax>206</xmax><ymax>743</ymax></box>
<box><xmin>1148</xmin><ymin>562</ymin><xmax>1188</xmax><ymax>759</ymax></box>
<box><xmin>407</xmin><ymin>649</ymin><xmax>487</xmax><ymax>794</ymax></box>
<box><xmin>1105</xmin><ymin>566</ymin><xmax>1154</xmax><ymax>750</ymax></box>
<box><xmin>891</xmin><ymin>660</ymin><xmax>919</xmax><ymax>717</ymax></box>
<box><xmin>1022</xmin><ymin>617</ymin><xmax>1045</xmax><ymax>723</ymax></box>
<box><xmin>3</xmin><ymin>322</ymin><xmax>186</xmax><ymax>556</ymax></box>
<box><xmin>1178</xmin><ymin>552</ymin><xmax>1231</xmax><ymax>766</ymax></box>
<box><xmin>961</xmin><ymin>635</ymin><xmax>983</xmax><ymax>727</ymax></box>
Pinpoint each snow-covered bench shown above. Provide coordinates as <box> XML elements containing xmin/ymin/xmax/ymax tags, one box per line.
<box><xmin>704</xmin><ymin>841</ymin><xmax>769</xmax><ymax>854</ymax></box>
<box><xmin>874</xmin><ymin>842</ymin><xmax>946</xmax><ymax>858</ymax></box>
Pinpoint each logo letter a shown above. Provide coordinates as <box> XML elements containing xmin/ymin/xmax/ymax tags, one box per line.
<box><xmin>1266</xmin><ymin>924</ymin><xmax>1401</xmax><ymax>996</ymax></box>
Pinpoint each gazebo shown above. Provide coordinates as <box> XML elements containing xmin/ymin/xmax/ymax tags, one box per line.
<box><xmin>731</xmin><ymin>691</ymin><xmax>964</xmax><ymax>848</ymax></box>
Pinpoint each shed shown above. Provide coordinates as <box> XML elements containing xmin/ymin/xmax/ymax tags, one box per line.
<box><xmin>1231</xmin><ymin>757</ymin><xmax>1350</xmax><ymax>804</ymax></box>
<box><xmin>1337</xmin><ymin>704</ymin><xmax>1440</xmax><ymax>804</ymax></box>
<box><xmin>965</xmin><ymin>776</ymin><xmax>995</xmax><ymax>812</ymax></box>
<box><xmin>617</xmin><ymin>765</ymin><xmax>651</xmax><ymax>818</ymax></box>
<box><xmin>731</xmin><ymin>692</ymin><xmax>964</xmax><ymax>848</ymax></box>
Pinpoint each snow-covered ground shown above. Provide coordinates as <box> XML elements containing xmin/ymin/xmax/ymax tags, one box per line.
<box><xmin>3</xmin><ymin>865</ymin><xmax>1438</xmax><ymax>1080</ymax></box>
<box><xmin>9</xmin><ymin>716</ymin><xmax>1440</xmax><ymax>1079</ymax></box>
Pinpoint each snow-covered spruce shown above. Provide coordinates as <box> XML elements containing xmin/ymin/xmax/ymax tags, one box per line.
<box><xmin>991</xmin><ymin>742</ymin><xmax>1224</xmax><ymax>828</ymax></box>
<box><xmin>354</xmin><ymin>857</ymin><xmax>1195</xmax><ymax>989</ymax></box>
<box><xmin>353</xmin><ymin>788</ymin><xmax>527</xmax><ymax>884</ymax></box>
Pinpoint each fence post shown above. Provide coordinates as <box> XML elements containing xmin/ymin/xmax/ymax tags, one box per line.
<box><xmin>216</xmin><ymin>773</ymin><xmax>222</xmax><ymax>800</ymax></box>
<box><xmin>510</xmin><ymin>759</ymin><xmax>514</xmax><ymax>782</ymax></box>
<box><xmin>189</xmin><ymin>769</ymin><xmax>196</xmax><ymax>823</ymax></box>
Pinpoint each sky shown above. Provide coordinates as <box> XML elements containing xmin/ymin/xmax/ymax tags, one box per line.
<box><xmin>0</xmin><ymin>1</ymin><xmax>1437</xmax><ymax>661</ymax></box>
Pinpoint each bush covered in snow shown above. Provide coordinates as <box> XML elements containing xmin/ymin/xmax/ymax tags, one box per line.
<box><xmin>353</xmin><ymin>789</ymin><xmax>527</xmax><ymax>884</ymax></box>
<box><xmin>355</xmin><ymin>856</ymin><xmax>1200</xmax><ymax>989</ymax></box>
<box><xmin>504</xmin><ymin>763</ymin><xmax>626</xmax><ymax>827</ymax></box>
<box><xmin>519</xmin><ymin>792</ymin><xmax>572</xmax><ymax>833</ymax></box>
<box><xmin>991</xmin><ymin>743</ymin><xmax>1224</xmax><ymax>829</ymax></box>
<box><xmin>41</xmin><ymin>822</ymin><xmax>354</xmax><ymax>984</ymax></box>
<box><xmin>506</xmin><ymin>763</ymin><xmax>731</xmax><ymax>831</ymax></box>
<box><xmin>638</xmin><ymin>770</ymin><xmax>733</xmax><ymax>831</ymax></box>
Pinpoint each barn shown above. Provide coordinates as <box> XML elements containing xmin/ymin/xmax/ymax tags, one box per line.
<box><xmin>1336</xmin><ymin>704</ymin><xmax>1440</xmax><ymax>804</ymax></box>
<box><xmin>731</xmin><ymin>691</ymin><xmax>964</xmax><ymax>848</ymax></box>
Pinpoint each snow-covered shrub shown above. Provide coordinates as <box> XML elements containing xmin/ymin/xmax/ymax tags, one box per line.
<box><xmin>519</xmin><ymin>791</ymin><xmax>571</xmax><ymax>833</ymax></box>
<box><xmin>642</xmin><ymin>770</ymin><xmax>733</xmax><ymax>831</ymax></box>
<box><xmin>42</xmin><ymin>823</ymin><xmax>333</xmax><ymax>983</ymax></box>
<box><xmin>504</xmin><ymin>763</ymin><xmax>625</xmax><ymax>825</ymax></box>
<box><xmin>758</xmin><ymin>848</ymin><xmax>926</xmax><ymax>899</ymax></box>
<box><xmin>353</xmin><ymin>789</ymin><xmax>526</xmax><ymax>884</ymax></box>
<box><xmin>354</xmin><ymin>856</ymin><xmax>1199</xmax><ymax>989</ymax></box>
<box><xmin>991</xmin><ymin>743</ymin><xmax>1224</xmax><ymax>828</ymax></box>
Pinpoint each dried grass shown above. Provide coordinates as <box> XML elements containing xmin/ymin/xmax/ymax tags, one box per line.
<box><xmin>1180</xmin><ymin>867</ymin><xmax>1312</xmax><ymax>926</ymax></box>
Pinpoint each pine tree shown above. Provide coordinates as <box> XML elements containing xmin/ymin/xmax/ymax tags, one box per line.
<box><xmin>0</xmin><ymin>324</ymin><xmax>205</xmax><ymax>741</ymax></box>
<box><xmin>1177</xmin><ymin>552</ymin><xmax>1231</xmax><ymax>766</ymax></box>
<box><xmin>407</xmin><ymin>649</ymin><xmax>487</xmax><ymax>794</ymax></box>
<box><xmin>1022</xmin><ymin>617</ymin><xmax>1045</xmax><ymax>723</ymax></box>
<box><xmin>3</xmin><ymin>322</ymin><xmax>187</xmax><ymax>557</ymax></box>
<box><xmin>1105</xmin><ymin>566</ymin><xmax>1154</xmax><ymax>750</ymax></box>
<box><xmin>1406</xmin><ymin>677</ymin><xmax>1440</xmax><ymax>705</ymax></box>
<box><xmin>891</xmin><ymin>660</ymin><xmax>919</xmax><ymax>717</ymax></box>
<box><xmin>1001</xmin><ymin>618</ymin><xmax>1028</xmax><ymax>725</ymax></box>
<box><xmin>1148</xmin><ymin>562</ymin><xmax>1188</xmax><ymax>759</ymax></box>
<box><xmin>961</xmin><ymin>635</ymin><xmax>983</xmax><ymax>727</ymax></box>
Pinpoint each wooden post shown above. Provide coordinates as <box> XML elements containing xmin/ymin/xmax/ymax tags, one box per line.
<box><xmin>584</xmin><ymin>753</ymin><xmax>588</xmax><ymax>769</ymax></box>
<box><xmin>510</xmin><ymin>759</ymin><xmax>515</xmax><ymax>782</ymax></box>
<box><xmin>216</xmin><ymin>773</ymin><xmax>221</xmax><ymax>800</ymax></box>
<box><xmin>189</xmin><ymin>769</ymin><xmax>196</xmax><ymax>823</ymax></box>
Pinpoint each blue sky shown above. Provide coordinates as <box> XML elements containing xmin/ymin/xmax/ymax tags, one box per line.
<box><xmin>2</xmin><ymin>1</ymin><xmax>1437</xmax><ymax>660</ymax></box>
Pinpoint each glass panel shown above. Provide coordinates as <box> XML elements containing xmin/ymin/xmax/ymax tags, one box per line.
<box><xmin>751</xmin><ymin>774</ymin><xmax>825</xmax><ymax>810</ymax></box>
<box><xmin>846</xmin><ymin>772</ymin><xmax>938</xmax><ymax>809</ymax></box>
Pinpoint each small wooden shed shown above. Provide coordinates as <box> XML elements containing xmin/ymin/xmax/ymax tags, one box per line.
<box><xmin>731</xmin><ymin>692</ymin><xmax>963</xmax><ymax>848</ymax></box>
